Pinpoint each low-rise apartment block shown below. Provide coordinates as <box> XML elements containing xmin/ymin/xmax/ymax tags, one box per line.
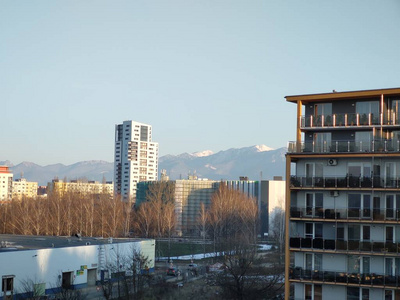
<box><xmin>47</xmin><ymin>179</ymin><xmax>113</xmax><ymax>197</ymax></box>
<box><xmin>12</xmin><ymin>178</ymin><xmax>38</xmax><ymax>199</ymax></box>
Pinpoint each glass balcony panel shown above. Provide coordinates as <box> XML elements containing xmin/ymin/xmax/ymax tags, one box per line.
<box><xmin>372</xmin><ymin>242</ymin><xmax>385</xmax><ymax>252</ymax></box>
<box><xmin>301</xmin><ymin>238</ymin><xmax>312</xmax><ymax>248</ymax></box>
<box><xmin>336</xmin><ymin>240</ymin><xmax>347</xmax><ymax>250</ymax></box>
<box><xmin>324</xmin><ymin>239</ymin><xmax>335</xmax><ymax>250</ymax></box>
<box><xmin>348</xmin><ymin>240</ymin><xmax>360</xmax><ymax>251</ymax></box>
<box><xmin>360</xmin><ymin>241</ymin><xmax>372</xmax><ymax>252</ymax></box>
<box><xmin>386</xmin><ymin>242</ymin><xmax>397</xmax><ymax>253</ymax></box>
<box><xmin>313</xmin><ymin>238</ymin><xmax>323</xmax><ymax>249</ymax></box>
<box><xmin>289</xmin><ymin>237</ymin><xmax>301</xmax><ymax>248</ymax></box>
<box><xmin>348</xmin><ymin>208</ymin><xmax>360</xmax><ymax>218</ymax></box>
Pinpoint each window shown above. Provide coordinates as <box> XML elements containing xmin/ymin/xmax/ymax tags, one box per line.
<box><xmin>2</xmin><ymin>276</ymin><xmax>14</xmax><ymax>292</ymax></box>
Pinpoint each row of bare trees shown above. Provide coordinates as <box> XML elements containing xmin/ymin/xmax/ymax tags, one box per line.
<box><xmin>0</xmin><ymin>181</ymin><xmax>178</xmax><ymax>238</ymax></box>
<box><xmin>0</xmin><ymin>191</ymin><xmax>131</xmax><ymax>237</ymax></box>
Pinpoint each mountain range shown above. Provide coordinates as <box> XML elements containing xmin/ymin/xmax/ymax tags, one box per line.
<box><xmin>1</xmin><ymin>145</ymin><xmax>286</xmax><ymax>185</ymax></box>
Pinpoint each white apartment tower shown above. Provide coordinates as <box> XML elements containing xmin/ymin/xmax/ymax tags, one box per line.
<box><xmin>114</xmin><ymin>121</ymin><xmax>158</xmax><ymax>201</ymax></box>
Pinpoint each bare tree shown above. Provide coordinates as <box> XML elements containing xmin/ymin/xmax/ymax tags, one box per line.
<box><xmin>270</xmin><ymin>206</ymin><xmax>285</xmax><ymax>266</ymax></box>
<box><xmin>197</xmin><ymin>202</ymin><xmax>209</xmax><ymax>259</ymax></box>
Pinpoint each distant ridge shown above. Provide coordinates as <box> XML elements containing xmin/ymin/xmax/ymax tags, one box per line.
<box><xmin>1</xmin><ymin>144</ymin><xmax>286</xmax><ymax>185</ymax></box>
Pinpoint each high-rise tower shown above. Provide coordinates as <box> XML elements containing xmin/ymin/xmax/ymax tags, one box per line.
<box><xmin>114</xmin><ymin>120</ymin><xmax>158</xmax><ymax>201</ymax></box>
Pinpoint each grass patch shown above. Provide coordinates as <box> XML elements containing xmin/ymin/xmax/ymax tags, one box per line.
<box><xmin>155</xmin><ymin>240</ymin><xmax>214</xmax><ymax>258</ymax></box>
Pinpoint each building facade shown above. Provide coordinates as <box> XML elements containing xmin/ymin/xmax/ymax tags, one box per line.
<box><xmin>47</xmin><ymin>179</ymin><xmax>113</xmax><ymax>197</ymax></box>
<box><xmin>0</xmin><ymin>234</ymin><xmax>155</xmax><ymax>299</ymax></box>
<box><xmin>137</xmin><ymin>178</ymin><xmax>284</xmax><ymax>236</ymax></box>
<box><xmin>260</xmin><ymin>176</ymin><xmax>286</xmax><ymax>238</ymax></box>
<box><xmin>285</xmin><ymin>88</ymin><xmax>400</xmax><ymax>300</ymax></box>
<box><xmin>12</xmin><ymin>178</ymin><xmax>38</xmax><ymax>199</ymax></box>
<box><xmin>114</xmin><ymin>121</ymin><xmax>159</xmax><ymax>202</ymax></box>
<box><xmin>0</xmin><ymin>166</ymin><xmax>13</xmax><ymax>201</ymax></box>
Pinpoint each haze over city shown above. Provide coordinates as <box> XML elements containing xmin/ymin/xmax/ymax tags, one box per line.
<box><xmin>2</xmin><ymin>0</ymin><xmax>400</xmax><ymax>165</ymax></box>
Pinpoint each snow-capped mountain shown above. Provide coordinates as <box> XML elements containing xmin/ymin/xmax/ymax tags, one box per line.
<box><xmin>1</xmin><ymin>145</ymin><xmax>286</xmax><ymax>185</ymax></box>
<box><xmin>159</xmin><ymin>145</ymin><xmax>286</xmax><ymax>181</ymax></box>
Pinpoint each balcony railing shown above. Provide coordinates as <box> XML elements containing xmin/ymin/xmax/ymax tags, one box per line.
<box><xmin>290</xmin><ymin>175</ymin><xmax>400</xmax><ymax>189</ymax></box>
<box><xmin>290</xmin><ymin>208</ymin><xmax>399</xmax><ymax>221</ymax></box>
<box><xmin>289</xmin><ymin>237</ymin><xmax>400</xmax><ymax>254</ymax></box>
<box><xmin>299</xmin><ymin>113</ymin><xmax>399</xmax><ymax>129</ymax></box>
<box><xmin>288</xmin><ymin>139</ymin><xmax>400</xmax><ymax>154</ymax></box>
<box><xmin>289</xmin><ymin>267</ymin><xmax>400</xmax><ymax>287</ymax></box>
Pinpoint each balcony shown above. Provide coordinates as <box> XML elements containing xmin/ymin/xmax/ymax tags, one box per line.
<box><xmin>289</xmin><ymin>207</ymin><xmax>398</xmax><ymax>221</ymax></box>
<box><xmin>300</xmin><ymin>113</ymin><xmax>399</xmax><ymax>129</ymax></box>
<box><xmin>290</xmin><ymin>175</ymin><xmax>399</xmax><ymax>189</ymax></box>
<box><xmin>288</xmin><ymin>139</ymin><xmax>400</xmax><ymax>154</ymax></box>
<box><xmin>289</xmin><ymin>237</ymin><xmax>400</xmax><ymax>254</ymax></box>
<box><xmin>289</xmin><ymin>267</ymin><xmax>400</xmax><ymax>287</ymax></box>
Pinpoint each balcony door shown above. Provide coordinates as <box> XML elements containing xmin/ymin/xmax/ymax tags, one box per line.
<box><xmin>305</xmin><ymin>284</ymin><xmax>322</xmax><ymax>300</ymax></box>
<box><xmin>348</xmin><ymin>256</ymin><xmax>370</xmax><ymax>275</ymax></box>
<box><xmin>305</xmin><ymin>253</ymin><xmax>322</xmax><ymax>271</ymax></box>
<box><xmin>306</xmin><ymin>193</ymin><xmax>323</xmax><ymax>217</ymax></box>
<box><xmin>348</xmin><ymin>194</ymin><xmax>371</xmax><ymax>218</ymax></box>
<box><xmin>355</xmin><ymin>131</ymin><xmax>372</xmax><ymax>151</ymax></box>
<box><xmin>385</xmin><ymin>195</ymin><xmax>400</xmax><ymax>219</ymax></box>
<box><xmin>356</xmin><ymin>100</ymin><xmax>379</xmax><ymax>125</ymax></box>
<box><xmin>313</xmin><ymin>132</ymin><xmax>331</xmax><ymax>152</ymax></box>
<box><xmin>373</xmin><ymin>196</ymin><xmax>383</xmax><ymax>220</ymax></box>
<box><xmin>385</xmin><ymin>162</ymin><xmax>397</xmax><ymax>188</ymax></box>
<box><xmin>305</xmin><ymin>163</ymin><xmax>323</xmax><ymax>186</ymax></box>
<box><xmin>305</xmin><ymin>223</ymin><xmax>323</xmax><ymax>239</ymax></box>
<box><xmin>314</xmin><ymin>103</ymin><xmax>332</xmax><ymax>126</ymax></box>
<box><xmin>390</xmin><ymin>99</ymin><xmax>400</xmax><ymax>125</ymax></box>
<box><xmin>386</xmin><ymin>226</ymin><xmax>395</xmax><ymax>243</ymax></box>
<box><xmin>348</xmin><ymin>163</ymin><xmax>371</xmax><ymax>187</ymax></box>
<box><xmin>385</xmin><ymin>258</ymin><xmax>400</xmax><ymax>277</ymax></box>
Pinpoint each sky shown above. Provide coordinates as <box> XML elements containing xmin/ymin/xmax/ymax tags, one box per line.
<box><xmin>1</xmin><ymin>0</ymin><xmax>400</xmax><ymax>166</ymax></box>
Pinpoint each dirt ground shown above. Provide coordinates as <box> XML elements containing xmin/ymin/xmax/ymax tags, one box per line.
<box><xmin>169</xmin><ymin>277</ymin><xmax>222</xmax><ymax>300</ymax></box>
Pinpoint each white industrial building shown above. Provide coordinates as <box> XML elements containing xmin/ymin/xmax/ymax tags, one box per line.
<box><xmin>0</xmin><ymin>235</ymin><xmax>155</xmax><ymax>299</ymax></box>
<box><xmin>114</xmin><ymin>121</ymin><xmax>159</xmax><ymax>202</ymax></box>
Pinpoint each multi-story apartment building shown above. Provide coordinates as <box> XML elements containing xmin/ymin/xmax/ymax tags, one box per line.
<box><xmin>285</xmin><ymin>88</ymin><xmax>400</xmax><ymax>300</ymax></box>
<box><xmin>12</xmin><ymin>178</ymin><xmax>38</xmax><ymax>199</ymax></box>
<box><xmin>47</xmin><ymin>179</ymin><xmax>113</xmax><ymax>197</ymax></box>
<box><xmin>114</xmin><ymin>121</ymin><xmax>158</xmax><ymax>202</ymax></box>
<box><xmin>137</xmin><ymin>177</ymin><xmax>284</xmax><ymax>236</ymax></box>
<box><xmin>0</xmin><ymin>166</ymin><xmax>13</xmax><ymax>201</ymax></box>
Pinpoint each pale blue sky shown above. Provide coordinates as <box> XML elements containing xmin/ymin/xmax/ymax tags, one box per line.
<box><xmin>1</xmin><ymin>0</ymin><xmax>400</xmax><ymax>165</ymax></box>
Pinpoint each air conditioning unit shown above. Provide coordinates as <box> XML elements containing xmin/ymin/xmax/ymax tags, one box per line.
<box><xmin>330</xmin><ymin>191</ymin><xmax>339</xmax><ymax>197</ymax></box>
<box><xmin>327</xmin><ymin>159</ymin><xmax>337</xmax><ymax>166</ymax></box>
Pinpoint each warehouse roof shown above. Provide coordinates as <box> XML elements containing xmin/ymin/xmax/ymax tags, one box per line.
<box><xmin>0</xmin><ymin>234</ymin><xmax>150</xmax><ymax>252</ymax></box>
